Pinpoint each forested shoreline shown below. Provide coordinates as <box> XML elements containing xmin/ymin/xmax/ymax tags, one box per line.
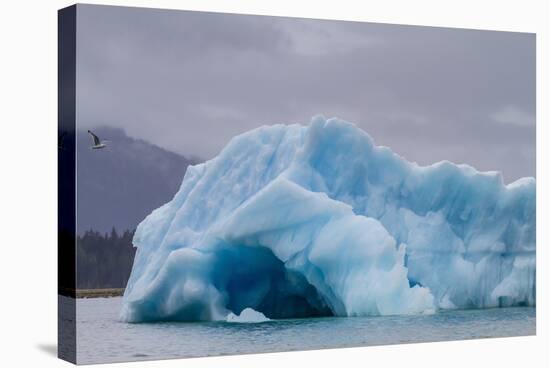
<box><xmin>76</xmin><ymin>228</ymin><xmax>136</xmax><ymax>289</ymax></box>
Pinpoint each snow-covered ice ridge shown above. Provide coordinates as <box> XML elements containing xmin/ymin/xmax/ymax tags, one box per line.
<box><xmin>121</xmin><ymin>116</ymin><xmax>535</xmax><ymax>322</ymax></box>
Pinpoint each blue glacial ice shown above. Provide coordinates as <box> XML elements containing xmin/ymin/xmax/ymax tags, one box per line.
<box><xmin>120</xmin><ymin>116</ymin><xmax>535</xmax><ymax>322</ymax></box>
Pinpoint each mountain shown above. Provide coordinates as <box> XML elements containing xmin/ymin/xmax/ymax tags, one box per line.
<box><xmin>76</xmin><ymin>127</ymin><xmax>199</xmax><ymax>235</ymax></box>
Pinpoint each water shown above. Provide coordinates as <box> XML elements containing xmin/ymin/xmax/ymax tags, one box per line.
<box><xmin>73</xmin><ymin>297</ymin><xmax>535</xmax><ymax>364</ymax></box>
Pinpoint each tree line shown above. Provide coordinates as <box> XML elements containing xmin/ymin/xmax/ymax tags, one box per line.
<box><xmin>76</xmin><ymin>228</ymin><xmax>136</xmax><ymax>289</ymax></box>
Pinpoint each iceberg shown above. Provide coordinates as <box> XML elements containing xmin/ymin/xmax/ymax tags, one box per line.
<box><xmin>121</xmin><ymin>116</ymin><xmax>535</xmax><ymax>323</ymax></box>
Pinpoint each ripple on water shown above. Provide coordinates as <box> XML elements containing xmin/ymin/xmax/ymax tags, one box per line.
<box><xmin>72</xmin><ymin>297</ymin><xmax>535</xmax><ymax>364</ymax></box>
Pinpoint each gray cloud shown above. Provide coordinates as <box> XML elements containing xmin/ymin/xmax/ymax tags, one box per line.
<box><xmin>490</xmin><ymin>105</ymin><xmax>535</xmax><ymax>127</ymax></box>
<box><xmin>76</xmin><ymin>4</ymin><xmax>535</xmax><ymax>183</ymax></box>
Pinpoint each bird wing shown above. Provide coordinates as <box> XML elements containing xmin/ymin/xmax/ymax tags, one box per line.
<box><xmin>88</xmin><ymin>130</ymin><xmax>101</xmax><ymax>145</ymax></box>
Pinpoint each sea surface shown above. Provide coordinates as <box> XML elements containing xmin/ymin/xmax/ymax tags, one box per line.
<box><xmin>72</xmin><ymin>297</ymin><xmax>535</xmax><ymax>364</ymax></box>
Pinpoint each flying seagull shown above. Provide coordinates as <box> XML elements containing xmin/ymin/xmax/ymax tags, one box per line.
<box><xmin>87</xmin><ymin>130</ymin><xmax>107</xmax><ymax>149</ymax></box>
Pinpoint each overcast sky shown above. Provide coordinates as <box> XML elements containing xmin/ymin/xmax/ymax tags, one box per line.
<box><xmin>76</xmin><ymin>4</ymin><xmax>535</xmax><ymax>182</ymax></box>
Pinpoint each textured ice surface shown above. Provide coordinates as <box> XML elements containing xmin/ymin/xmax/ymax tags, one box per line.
<box><xmin>121</xmin><ymin>116</ymin><xmax>535</xmax><ymax>322</ymax></box>
<box><xmin>226</xmin><ymin>308</ymin><xmax>270</xmax><ymax>323</ymax></box>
